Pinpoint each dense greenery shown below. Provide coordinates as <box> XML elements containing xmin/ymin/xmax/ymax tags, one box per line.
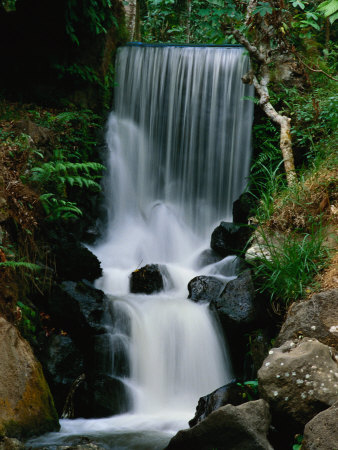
<box><xmin>140</xmin><ymin>0</ymin><xmax>338</xmax><ymax>43</ymax></box>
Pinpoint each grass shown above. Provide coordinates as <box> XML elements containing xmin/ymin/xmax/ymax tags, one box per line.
<box><xmin>250</xmin><ymin>225</ymin><xmax>332</xmax><ymax>310</ymax></box>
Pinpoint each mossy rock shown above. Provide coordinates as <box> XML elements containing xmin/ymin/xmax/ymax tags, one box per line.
<box><xmin>0</xmin><ymin>318</ymin><xmax>60</xmax><ymax>438</ymax></box>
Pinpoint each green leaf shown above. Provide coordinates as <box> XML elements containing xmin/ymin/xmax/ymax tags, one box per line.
<box><xmin>292</xmin><ymin>0</ymin><xmax>306</xmax><ymax>10</ymax></box>
<box><xmin>253</xmin><ymin>2</ymin><xmax>273</xmax><ymax>16</ymax></box>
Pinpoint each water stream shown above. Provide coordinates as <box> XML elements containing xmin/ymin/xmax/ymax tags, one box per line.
<box><xmin>28</xmin><ymin>44</ymin><xmax>253</xmax><ymax>449</ymax></box>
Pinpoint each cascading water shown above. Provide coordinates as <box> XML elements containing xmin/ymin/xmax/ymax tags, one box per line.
<box><xmin>28</xmin><ymin>44</ymin><xmax>253</xmax><ymax>449</ymax></box>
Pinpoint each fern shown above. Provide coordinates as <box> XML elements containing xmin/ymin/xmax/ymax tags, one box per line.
<box><xmin>40</xmin><ymin>193</ymin><xmax>83</xmax><ymax>221</ymax></box>
<box><xmin>31</xmin><ymin>159</ymin><xmax>104</xmax><ymax>192</ymax></box>
<box><xmin>0</xmin><ymin>261</ymin><xmax>41</xmax><ymax>271</ymax></box>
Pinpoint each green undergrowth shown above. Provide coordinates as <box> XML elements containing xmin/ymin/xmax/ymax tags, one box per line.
<box><xmin>0</xmin><ymin>101</ymin><xmax>105</xmax><ymax>320</ymax></box>
<box><xmin>250</xmin><ymin>225</ymin><xmax>331</xmax><ymax>310</ymax></box>
<box><xmin>248</xmin><ymin>73</ymin><xmax>337</xmax><ymax>310</ymax></box>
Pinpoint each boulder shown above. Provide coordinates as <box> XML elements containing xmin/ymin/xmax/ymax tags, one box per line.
<box><xmin>73</xmin><ymin>374</ymin><xmax>130</xmax><ymax>418</ymax></box>
<box><xmin>39</xmin><ymin>334</ymin><xmax>84</xmax><ymax>414</ymax></box>
<box><xmin>48</xmin><ymin>280</ymin><xmax>106</xmax><ymax>340</ymax></box>
<box><xmin>210</xmin><ymin>269</ymin><xmax>258</xmax><ymax>331</ymax></box>
<box><xmin>188</xmin><ymin>276</ymin><xmax>225</xmax><ymax>303</ymax></box>
<box><xmin>302</xmin><ymin>400</ymin><xmax>338</xmax><ymax>450</ymax></box>
<box><xmin>130</xmin><ymin>264</ymin><xmax>169</xmax><ymax>294</ymax></box>
<box><xmin>54</xmin><ymin>243</ymin><xmax>102</xmax><ymax>282</ymax></box>
<box><xmin>210</xmin><ymin>269</ymin><xmax>262</xmax><ymax>377</ymax></box>
<box><xmin>0</xmin><ymin>318</ymin><xmax>59</xmax><ymax>438</ymax></box>
<box><xmin>189</xmin><ymin>380</ymin><xmax>257</xmax><ymax>427</ymax></box>
<box><xmin>258</xmin><ymin>338</ymin><xmax>338</xmax><ymax>432</ymax></box>
<box><xmin>276</xmin><ymin>289</ymin><xmax>338</xmax><ymax>350</ymax></box>
<box><xmin>210</xmin><ymin>221</ymin><xmax>252</xmax><ymax>258</ymax></box>
<box><xmin>233</xmin><ymin>192</ymin><xmax>257</xmax><ymax>224</ymax></box>
<box><xmin>166</xmin><ymin>399</ymin><xmax>273</xmax><ymax>450</ymax></box>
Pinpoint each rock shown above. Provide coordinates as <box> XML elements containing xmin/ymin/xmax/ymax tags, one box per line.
<box><xmin>250</xmin><ymin>330</ymin><xmax>271</xmax><ymax>374</ymax></box>
<box><xmin>233</xmin><ymin>193</ymin><xmax>256</xmax><ymax>224</ymax></box>
<box><xmin>39</xmin><ymin>334</ymin><xmax>84</xmax><ymax>414</ymax></box>
<box><xmin>73</xmin><ymin>374</ymin><xmax>130</xmax><ymax>418</ymax></box>
<box><xmin>245</xmin><ymin>230</ymin><xmax>284</xmax><ymax>263</ymax></box>
<box><xmin>166</xmin><ymin>399</ymin><xmax>273</xmax><ymax>450</ymax></box>
<box><xmin>130</xmin><ymin>264</ymin><xmax>169</xmax><ymax>294</ymax></box>
<box><xmin>0</xmin><ymin>318</ymin><xmax>59</xmax><ymax>438</ymax></box>
<box><xmin>189</xmin><ymin>380</ymin><xmax>257</xmax><ymax>427</ymax></box>
<box><xmin>210</xmin><ymin>269</ymin><xmax>258</xmax><ymax>330</ymax></box>
<box><xmin>302</xmin><ymin>400</ymin><xmax>338</xmax><ymax>450</ymax></box>
<box><xmin>0</xmin><ymin>437</ymin><xmax>24</xmax><ymax>449</ymax></box>
<box><xmin>210</xmin><ymin>269</ymin><xmax>263</xmax><ymax>377</ymax></box>
<box><xmin>48</xmin><ymin>281</ymin><xmax>106</xmax><ymax>340</ymax></box>
<box><xmin>52</xmin><ymin>437</ymin><xmax>105</xmax><ymax>449</ymax></box>
<box><xmin>210</xmin><ymin>221</ymin><xmax>252</xmax><ymax>258</ymax></box>
<box><xmin>54</xmin><ymin>243</ymin><xmax>102</xmax><ymax>282</ymax></box>
<box><xmin>13</xmin><ymin>120</ymin><xmax>51</xmax><ymax>146</ymax></box>
<box><xmin>276</xmin><ymin>289</ymin><xmax>338</xmax><ymax>350</ymax></box>
<box><xmin>188</xmin><ymin>276</ymin><xmax>225</xmax><ymax>303</ymax></box>
<box><xmin>258</xmin><ymin>338</ymin><xmax>338</xmax><ymax>432</ymax></box>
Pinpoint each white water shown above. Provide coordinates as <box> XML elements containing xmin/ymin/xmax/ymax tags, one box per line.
<box><xmin>28</xmin><ymin>45</ymin><xmax>253</xmax><ymax>449</ymax></box>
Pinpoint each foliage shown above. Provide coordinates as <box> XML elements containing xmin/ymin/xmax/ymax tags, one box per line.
<box><xmin>236</xmin><ymin>380</ymin><xmax>259</xmax><ymax>401</ymax></box>
<box><xmin>0</xmin><ymin>261</ymin><xmax>41</xmax><ymax>271</ymax></box>
<box><xmin>248</xmin><ymin>161</ymin><xmax>286</xmax><ymax>222</ymax></box>
<box><xmin>292</xmin><ymin>434</ymin><xmax>303</xmax><ymax>450</ymax></box>
<box><xmin>30</xmin><ymin>148</ymin><xmax>104</xmax><ymax>222</ymax></box>
<box><xmin>141</xmin><ymin>0</ymin><xmax>228</xmax><ymax>43</ymax></box>
<box><xmin>251</xmin><ymin>226</ymin><xmax>330</xmax><ymax>306</ymax></box>
<box><xmin>16</xmin><ymin>301</ymin><xmax>38</xmax><ymax>346</ymax></box>
<box><xmin>65</xmin><ymin>0</ymin><xmax>119</xmax><ymax>46</ymax></box>
<box><xmin>317</xmin><ymin>0</ymin><xmax>338</xmax><ymax>23</ymax></box>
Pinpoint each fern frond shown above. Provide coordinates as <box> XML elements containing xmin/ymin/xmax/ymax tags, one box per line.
<box><xmin>0</xmin><ymin>261</ymin><xmax>41</xmax><ymax>271</ymax></box>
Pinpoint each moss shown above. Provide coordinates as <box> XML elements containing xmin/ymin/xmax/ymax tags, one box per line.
<box><xmin>1</xmin><ymin>363</ymin><xmax>59</xmax><ymax>439</ymax></box>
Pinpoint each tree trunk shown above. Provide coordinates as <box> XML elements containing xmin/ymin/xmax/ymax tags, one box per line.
<box><xmin>253</xmin><ymin>74</ymin><xmax>297</xmax><ymax>185</ymax></box>
<box><xmin>124</xmin><ymin>0</ymin><xmax>138</xmax><ymax>41</ymax></box>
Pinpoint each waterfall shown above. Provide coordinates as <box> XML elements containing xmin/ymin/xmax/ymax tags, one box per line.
<box><xmin>93</xmin><ymin>43</ymin><xmax>253</xmax><ymax>430</ymax></box>
<box><xmin>29</xmin><ymin>44</ymin><xmax>254</xmax><ymax>449</ymax></box>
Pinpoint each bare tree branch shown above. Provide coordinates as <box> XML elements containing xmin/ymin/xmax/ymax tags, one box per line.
<box><xmin>294</xmin><ymin>53</ymin><xmax>338</xmax><ymax>82</ymax></box>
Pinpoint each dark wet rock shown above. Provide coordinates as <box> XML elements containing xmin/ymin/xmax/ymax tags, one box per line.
<box><xmin>194</xmin><ymin>249</ymin><xmax>223</xmax><ymax>269</ymax></box>
<box><xmin>276</xmin><ymin>289</ymin><xmax>338</xmax><ymax>350</ymax></box>
<box><xmin>258</xmin><ymin>338</ymin><xmax>338</xmax><ymax>433</ymax></box>
<box><xmin>210</xmin><ymin>270</ymin><xmax>266</xmax><ymax>378</ymax></box>
<box><xmin>189</xmin><ymin>380</ymin><xmax>257</xmax><ymax>427</ymax></box>
<box><xmin>210</xmin><ymin>269</ymin><xmax>257</xmax><ymax>330</ymax></box>
<box><xmin>48</xmin><ymin>281</ymin><xmax>105</xmax><ymax>339</ymax></box>
<box><xmin>210</xmin><ymin>221</ymin><xmax>252</xmax><ymax>258</ymax></box>
<box><xmin>54</xmin><ymin>243</ymin><xmax>102</xmax><ymax>282</ymax></box>
<box><xmin>233</xmin><ymin>192</ymin><xmax>257</xmax><ymax>224</ymax></box>
<box><xmin>302</xmin><ymin>400</ymin><xmax>338</xmax><ymax>450</ymax></box>
<box><xmin>73</xmin><ymin>374</ymin><xmax>130</xmax><ymax>418</ymax></box>
<box><xmin>39</xmin><ymin>334</ymin><xmax>84</xmax><ymax>414</ymax></box>
<box><xmin>166</xmin><ymin>399</ymin><xmax>273</xmax><ymax>450</ymax></box>
<box><xmin>130</xmin><ymin>264</ymin><xmax>170</xmax><ymax>294</ymax></box>
<box><xmin>188</xmin><ymin>276</ymin><xmax>225</xmax><ymax>303</ymax></box>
